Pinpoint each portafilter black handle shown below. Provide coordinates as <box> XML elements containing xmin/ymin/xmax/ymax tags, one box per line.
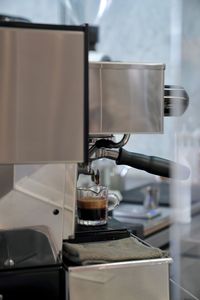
<box><xmin>116</xmin><ymin>148</ymin><xmax>190</xmax><ymax>180</ymax></box>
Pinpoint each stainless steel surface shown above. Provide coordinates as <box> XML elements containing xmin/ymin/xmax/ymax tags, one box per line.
<box><xmin>0</xmin><ymin>187</ymin><xmax>63</xmax><ymax>255</ymax></box>
<box><xmin>0</xmin><ymin>163</ymin><xmax>78</xmax><ymax>255</ymax></box>
<box><xmin>164</xmin><ymin>85</ymin><xmax>189</xmax><ymax>116</ymax></box>
<box><xmin>0</xmin><ymin>165</ymin><xmax>13</xmax><ymax>198</ymax></box>
<box><xmin>89</xmin><ymin>62</ymin><xmax>165</xmax><ymax>134</ymax></box>
<box><xmin>107</xmin><ymin>134</ymin><xmax>130</xmax><ymax>148</ymax></box>
<box><xmin>67</xmin><ymin>258</ymin><xmax>172</xmax><ymax>300</ymax></box>
<box><xmin>79</xmin><ymin>135</ymin><xmax>130</xmax><ymax>183</ymax></box>
<box><xmin>63</xmin><ymin>164</ymin><xmax>77</xmax><ymax>240</ymax></box>
<box><xmin>90</xmin><ymin>148</ymin><xmax>119</xmax><ymax>161</ymax></box>
<box><xmin>78</xmin><ymin>162</ymin><xmax>100</xmax><ymax>184</ymax></box>
<box><xmin>101</xmin><ymin>149</ymin><xmax>119</xmax><ymax>160</ymax></box>
<box><xmin>0</xmin><ymin>26</ymin><xmax>86</xmax><ymax>163</ymax></box>
<box><xmin>89</xmin><ymin>134</ymin><xmax>130</xmax><ymax>157</ymax></box>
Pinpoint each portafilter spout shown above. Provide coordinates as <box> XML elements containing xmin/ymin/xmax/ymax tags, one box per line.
<box><xmin>78</xmin><ymin>134</ymin><xmax>130</xmax><ymax>184</ymax></box>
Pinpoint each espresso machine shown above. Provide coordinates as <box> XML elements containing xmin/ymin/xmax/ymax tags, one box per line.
<box><xmin>0</xmin><ymin>22</ymin><xmax>189</xmax><ymax>300</ymax></box>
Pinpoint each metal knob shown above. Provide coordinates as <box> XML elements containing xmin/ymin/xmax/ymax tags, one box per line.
<box><xmin>4</xmin><ymin>258</ymin><xmax>15</xmax><ymax>267</ymax></box>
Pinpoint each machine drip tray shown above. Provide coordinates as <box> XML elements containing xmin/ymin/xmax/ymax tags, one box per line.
<box><xmin>0</xmin><ymin>228</ymin><xmax>56</xmax><ymax>269</ymax></box>
<box><xmin>66</xmin><ymin>218</ymin><xmax>144</xmax><ymax>244</ymax></box>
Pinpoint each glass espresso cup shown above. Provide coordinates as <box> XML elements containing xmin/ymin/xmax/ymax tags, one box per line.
<box><xmin>77</xmin><ymin>185</ymin><xmax>120</xmax><ymax>226</ymax></box>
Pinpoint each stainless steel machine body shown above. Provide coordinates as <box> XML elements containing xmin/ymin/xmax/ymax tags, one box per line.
<box><xmin>0</xmin><ymin>23</ymin><xmax>88</xmax><ymax>163</ymax></box>
<box><xmin>89</xmin><ymin>62</ymin><xmax>165</xmax><ymax>134</ymax></box>
<box><xmin>65</xmin><ymin>62</ymin><xmax>171</xmax><ymax>300</ymax></box>
<box><xmin>0</xmin><ymin>22</ymin><xmax>180</xmax><ymax>300</ymax></box>
<box><xmin>67</xmin><ymin>258</ymin><xmax>172</xmax><ymax>300</ymax></box>
<box><xmin>0</xmin><ymin>22</ymin><xmax>88</xmax><ymax>266</ymax></box>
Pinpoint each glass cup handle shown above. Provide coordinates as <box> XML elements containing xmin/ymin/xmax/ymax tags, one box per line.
<box><xmin>108</xmin><ymin>193</ymin><xmax>120</xmax><ymax>211</ymax></box>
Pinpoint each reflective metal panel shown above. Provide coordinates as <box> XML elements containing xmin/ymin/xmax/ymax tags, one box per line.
<box><xmin>68</xmin><ymin>258</ymin><xmax>171</xmax><ymax>300</ymax></box>
<box><xmin>89</xmin><ymin>62</ymin><xmax>164</xmax><ymax>134</ymax></box>
<box><xmin>0</xmin><ymin>165</ymin><xmax>13</xmax><ymax>198</ymax></box>
<box><xmin>0</xmin><ymin>163</ymin><xmax>77</xmax><ymax>259</ymax></box>
<box><xmin>0</xmin><ymin>24</ymin><xmax>87</xmax><ymax>163</ymax></box>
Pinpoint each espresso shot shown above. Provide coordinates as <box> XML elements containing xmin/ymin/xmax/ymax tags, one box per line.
<box><xmin>77</xmin><ymin>197</ymin><xmax>107</xmax><ymax>226</ymax></box>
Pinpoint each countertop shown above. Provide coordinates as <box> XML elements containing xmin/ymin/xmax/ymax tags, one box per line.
<box><xmin>113</xmin><ymin>178</ymin><xmax>200</xmax><ymax>239</ymax></box>
<box><xmin>113</xmin><ymin>201</ymin><xmax>200</xmax><ymax>238</ymax></box>
<box><xmin>113</xmin><ymin>204</ymin><xmax>171</xmax><ymax>237</ymax></box>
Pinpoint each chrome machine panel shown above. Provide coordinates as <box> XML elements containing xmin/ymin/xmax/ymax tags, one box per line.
<box><xmin>89</xmin><ymin>62</ymin><xmax>165</xmax><ymax>134</ymax></box>
<box><xmin>0</xmin><ymin>23</ymin><xmax>88</xmax><ymax>163</ymax></box>
<box><xmin>67</xmin><ymin>258</ymin><xmax>172</xmax><ymax>300</ymax></box>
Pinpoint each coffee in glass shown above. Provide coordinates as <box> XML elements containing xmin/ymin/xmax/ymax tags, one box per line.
<box><xmin>77</xmin><ymin>185</ymin><xmax>119</xmax><ymax>226</ymax></box>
